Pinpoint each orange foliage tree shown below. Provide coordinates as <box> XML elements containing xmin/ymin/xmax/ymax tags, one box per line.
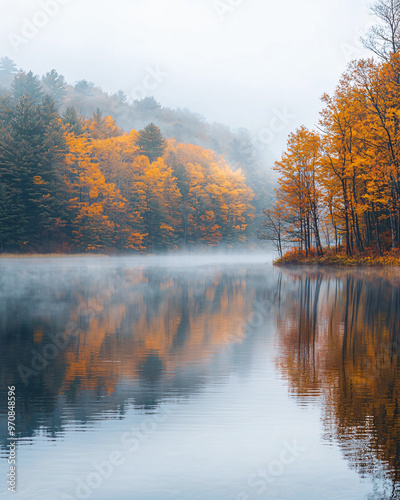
<box><xmin>60</xmin><ymin>118</ymin><xmax>255</xmax><ymax>252</ymax></box>
<box><xmin>267</xmin><ymin>52</ymin><xmax>400</xmax><ymax>257</ymax></box>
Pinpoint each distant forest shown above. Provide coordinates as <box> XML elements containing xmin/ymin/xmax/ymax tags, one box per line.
<box><xmin>0</xmin><ymin>57</ymin><xmax>272</xmax><ymax>253</ymax></box>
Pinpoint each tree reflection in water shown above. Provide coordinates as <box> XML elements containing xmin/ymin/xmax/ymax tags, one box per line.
<box><xmin>0</xmin><ymin>262</ymin><xmax>261</xmax><ymax>450</ymax></box>
<box><xmin>275</xmin><ymin>268</ymin><xmax>400</xmax><ymax>499</ymax></box>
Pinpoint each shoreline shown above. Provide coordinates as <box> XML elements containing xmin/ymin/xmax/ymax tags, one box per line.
<box><xmin>0</xmin><ymin>251</ymin><xmax>272</xmax><ymax>261</ymax></box>
<box><xmin>274</xmin><ymin>251</ymin><xmax>400</xmax><ymax>268</ymax></box>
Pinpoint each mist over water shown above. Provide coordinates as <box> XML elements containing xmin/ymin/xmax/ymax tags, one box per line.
<box><xmin>2</xmin><ymin>0</ymin><xmax>400</xmax><ymax>497</ymax></box>
<box><xmin>0</xmin><ymin>255</ymin><xmax>399</xmax><ymax>499</ymax></box>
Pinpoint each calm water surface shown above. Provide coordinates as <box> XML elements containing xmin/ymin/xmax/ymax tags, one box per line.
<box><xmin>1</xmin><ymin>255</ymin><xmax>400</xmax><ymax>499</ymax></box>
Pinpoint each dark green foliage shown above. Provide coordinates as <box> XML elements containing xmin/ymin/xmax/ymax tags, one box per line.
<box><xmin>0</xmin><ymin>96</ymin><xmax>67</xmax><ymax>251</ymax></box>
<box><xmin>0</xmin><ymin>95</ymin><xmax>13</xmax><ymax>127</ymax></box>
<box><xmin>11</xmin><ymin>71</ymin><xmax>44</xmax><ymax>104</ymax></box>
<box><xmin>42</xmin><ymin>70</ymin><xmax>67</xmax><ymax>107</ymax></box>
<box><xmin>62</xmin><ymin>107</ymin><xmax>83</xmax><ymax>135</ymax></box>
<box><xmin>134</xmin><ymin>97</ymin><xmax>162</xmax><ymax>113</ymax></box>
<box><xmin>0</xmin><ymin>57</ymin><xmax>18</xmax><ymax>89</ymax></box>
<box><xmin>0</xmin><ymin>61</ymin><xmax>263</xmax><ymax>253</ymax></box>
<box><xmin>137</xmin><ymin>123</ymin><xmax>167</xmax><ymax>163</ymax></box>
<box><xmin>172</xmin><ymin>163</ymin><xmax>190</xmax><ymax>199</ymax></box>
<box><xmin>0</xmin><ymin>129</ymin><xmax>27</xmax><ymax>250</ymax></box>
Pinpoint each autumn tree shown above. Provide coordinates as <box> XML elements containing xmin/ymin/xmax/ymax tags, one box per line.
<box><xmin>349</xmin><ymin>56</ymin><xmax>400</xmax><ymax>251</ymax></box>
<box><xmin>83</xmin><ymin>110</ymin><xmax>121</xmax><ymax>140</ymax></box>
<box><xmin>274</xmin><ymin>127</ymin><xmax>324</xmax><ymax>256</ymax></box>
<box><xmin>362</xmin><ymin>0</ymin><xmax>400</xmax><ymax>60</ymax></box>
<box><xmin>257</xmin><ymin>203</ymin><xmax>289</xmax><ymax>258</ymax></box>
<box><xmin>165</xmin><ymin>141</ymin><xmax>254</xmax><ymax>247</ymax></box>
<box><xmin>63</xmin><ymin>132</ymin><xmax>146</xmax><ymax>252</ymax></box>
<box><xmin>270</xmin><ymin>51</ymin><xmax>400</xmax><ymax>258</ymax></box>
<box><xmin>0</xmin><ymin>65</ymin><xmax>257</xmax><ymax>254</ymax></box>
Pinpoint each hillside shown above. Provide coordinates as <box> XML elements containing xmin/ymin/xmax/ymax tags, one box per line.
<box><xmin>0</xmin><ymin>61</ymin><xmax>259</xmax><ymax>254</ymax></box>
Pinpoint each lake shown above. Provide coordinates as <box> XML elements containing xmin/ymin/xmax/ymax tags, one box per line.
<box><xmin>1</xmin><ymin>255</ymin><xmax>400</xmax><ymax>500</ymax></box>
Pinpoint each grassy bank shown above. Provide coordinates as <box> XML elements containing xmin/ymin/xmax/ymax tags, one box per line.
<box><xmin>274</xmin><ymin>248</ymin><xmax>400</xmax><ymax>267</ymax></box>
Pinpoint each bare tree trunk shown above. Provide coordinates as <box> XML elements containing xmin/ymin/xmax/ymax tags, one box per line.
<box><xmin>372</xmin><ymin>202</ymin><xmax>383</xmax><ymax>255</ymax></box>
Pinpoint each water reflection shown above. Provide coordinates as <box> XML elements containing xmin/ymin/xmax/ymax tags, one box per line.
<box><xmin>0</xmin><ymin>257</ymin><xmax>268</xmax><ymax>454</ymax></box>
<box><xmin>275</xmin><ymin>268</ymin><xmax>400</xmax><ymax>498</ymax></box>
<box><xmin>4</xmin><ymin>258</ymin><xmax>400</xmax><ymax>499</ymax></box>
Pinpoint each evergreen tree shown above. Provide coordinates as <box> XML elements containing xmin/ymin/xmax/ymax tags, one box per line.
<box><xmin>62</xmin><ymin>107</ymin><xmax>83</xmax><ymax>136</ymax></box>
<box><xmin>0</xmin><ymin>94</ymin><xmax>13</xmax><ymax>127</ymax></box>
<box><xmin>134</xmin><ymin>97</ymin><xmax>161</xmax><ymax>113</ymax></box>
<box><xmin>0</xmin><ymin>57</ymin><xmax>17</xmax><ymax>75</ymax></box>
<box><xmin>0</xmin><ymin>128</ymin><xmax>27</xmax><ymax>250</ymax></box>
<box><xmin>42</xmin><ymin>70</ymin><xmax>67</xmax><ymax>107</ymax></box>
<box><xmin>11</xmin><ymin>71</ymin><xmax>44</xmax><ymax>104</ymax></box>
<box><xmin>137</xmin><ymin>123</ymin><xmax>167</xmax><ymax>162</ymax></box>
<box><xmin>113</xmin><ymin>90</ymin><xmax>127</xmax><ymax>104</ymax></box>
<box><xmin>0</xmin><ymin>97</ymin><xmax>66</xmax><ymax>250</ymax></box>
<box><xmin>0</xmin><ymin>57</ymin><xmax>18</xmax><ymax>89</ymax></box>
<box><xmin>74</xmin><ymin>80</ymin><xmax>93</xmax><ymax>95</ymax></box>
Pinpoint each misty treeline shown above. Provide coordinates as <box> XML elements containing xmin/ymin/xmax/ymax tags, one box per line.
<box><xmin>0</xmin><ymin>59</ymin><xmax>262</xmax><ymax>253</ymax></box>
<box><xmin>259</xmin><ymin>0</ymin><xmax>400</xmax><ymax>258</ymax></box>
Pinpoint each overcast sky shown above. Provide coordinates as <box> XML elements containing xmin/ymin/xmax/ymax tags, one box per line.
<box><xmin>1</xmin><ymin>0</ymin><xmax>373</xmax><ymax>156</ymax></box>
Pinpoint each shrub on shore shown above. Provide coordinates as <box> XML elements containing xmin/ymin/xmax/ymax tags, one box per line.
<box><xmin>274</xmin><ymin>247</ymin><xmax>400</xmax><ymax>267</ymax></box>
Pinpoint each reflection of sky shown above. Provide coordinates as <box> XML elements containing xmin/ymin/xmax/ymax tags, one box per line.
<box><xmin>0</xmin><ymin>257</ymin><xmax>382</xmax><ymax>499</ymax></box>
<box><xmin>4</xmin><ymin>352</ymin><xmax>370</xmax><ymax>500</ymax></box>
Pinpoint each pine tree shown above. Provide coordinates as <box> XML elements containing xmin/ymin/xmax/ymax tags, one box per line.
<box><xmin>0</xmin><ymin>95</ymin><xmax>13</xmax><ymax>127</ymax></box>
<box><xmin>0</xmin><ymin>96</ymin><xmax>67</xmax><ymax>250</ymax></box>
<box><xmin>62</xmin><ymin>107</ymin><xmax>83</xmax><ymax>136</ymax></box>
<box><xmin>0</xmin><ymin>57</ymin><xmax>17</xmax><ymax>75</ymax></box>
<box><xmin>113</xmin><ymin>90</ymin><xmax>127</xmax><ymax>104</ymax></box>
<box><xmin>0</xmin><ymin>57</ymin><xmax>18</xmax><ymax>89</ymax></box>
<box><xmin>137</xmin><ymin>123</ymin><xmax>167</xmax><ymax>162</ymax></box>
<box><xmin>11</xmin><ymin>71</ymin><xmax>44</xmax><ymax>104</ymax></box>
<box><xmin>42</xmin><ymin>70</ymin><xmax>67</xmax><ymax>107</ymax></box>
<box><xmin>0</xmin><ymin>129</ymin><xmax>27</xmax><ymax>250</ymax></box>
<box><xmin>74</xmin><ymin>80</ymin><xmax>93</xmax><ymax>95</ymax></box>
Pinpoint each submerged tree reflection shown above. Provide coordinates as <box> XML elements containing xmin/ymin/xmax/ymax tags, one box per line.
<box><xmin>0</xmin><ymin>262</ymin><xmax>263</xmax><ymax>449</ymax></box>
<box><xmin>275</xmin><ymin>268</ymin><xmax>400</xmax><ymax>497</ymax></box>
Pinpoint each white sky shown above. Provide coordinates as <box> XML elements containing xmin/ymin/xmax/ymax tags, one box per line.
<box><xmin>1</xmin><ymin>0</ymin><xmax>373</xmax><ymax>155</ymax></box>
